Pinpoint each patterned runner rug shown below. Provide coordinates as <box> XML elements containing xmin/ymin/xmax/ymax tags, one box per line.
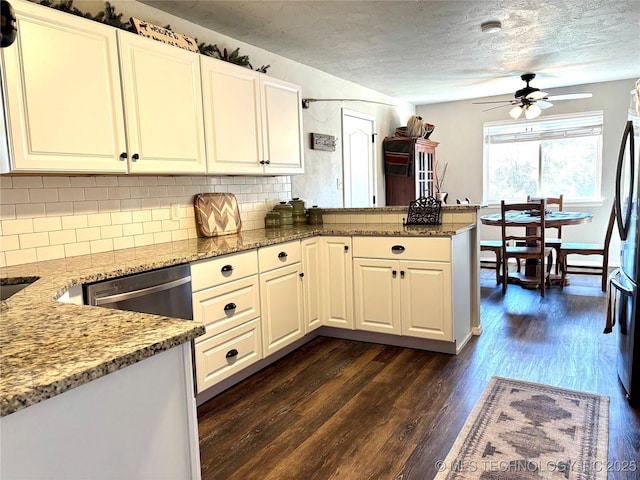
<box><xmin>435</xmin><ymin>376</ymin><xmax>609</xmax><ymax>479</ymax></box>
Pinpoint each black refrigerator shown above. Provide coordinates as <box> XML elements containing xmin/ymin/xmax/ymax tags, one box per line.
<box><xmin>609</xmin><ymin>80</ymin><xmax>640</xmax><ymax>403</ymax></box>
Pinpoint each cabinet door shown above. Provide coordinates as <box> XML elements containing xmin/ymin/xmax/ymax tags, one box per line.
<box><xmin>322</xmin><ymin>237</ymin><xmax>354</xmax><ymax>329</ymax></box>
<box><xmin>200</xmin><ymin>57</ymin><xmax>263</xmax><ymax>174</ymax></box>
<box><xmin>2</xmin><ymin>2</ymin><xmax>127</xmax><ymax>173</ymax></box>
<box><xmin>353</xmin><ymin>258</ymin><xmax>400</xmax><ymax>334</ymax></box>
<box><xmin>260</xmin><ymin>76</ymin><xmax>304</xmax><ymax>175</ymax></box>
<box><xmin>118</xmin><ymin>31</ymin><xmax>206</xmax><ymax>174</ymax></box>
<box><xmin>260</xmin><ymin>263</ymin><xmax>304</xmax><ymax>355</ymax></box>
<box><xmin>400</xmin><ymin>260</ymin><xmax>452</xmax><ymax>341</ymax></box>
<box><xmin>301</xmin><ymin>238</ymin><xmax>322</xmax><ymax>332</ymax></box>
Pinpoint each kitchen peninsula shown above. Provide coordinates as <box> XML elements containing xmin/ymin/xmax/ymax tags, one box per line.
<box><xmin>0</xmin><ymin>205</ymin><xmax>479</xmax><ymax>479</ymax></box>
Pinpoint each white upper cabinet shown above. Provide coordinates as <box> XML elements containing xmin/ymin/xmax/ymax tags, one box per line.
<box><xmin>117</xmin><ymin>30</ymin><xmax>206</xmax><ymax>174</ymax></box>
<box><xmin>200</xmin><ymin>56</ymin><xmax>304</xmax><ymax>175</ymax></box>
<box><xmin>260</xmin><ymin>76</ymin><xmax>304</xmax><ymax>175</ymax></box>
<box><xmin>200</xmin><ymin>57</ymin><xmax>263</xmax><ymax>174</ymax></box>
<box><xmin>1</xmin><ymin>0</ymin><xmax>127</xmax><ymax>173</ymax></box>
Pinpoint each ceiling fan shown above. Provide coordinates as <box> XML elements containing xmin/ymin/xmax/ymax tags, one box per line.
<box><xmin>474</xmin><ymin>73</ymin><xmax>593</xmax><ymax>120</ymax></box>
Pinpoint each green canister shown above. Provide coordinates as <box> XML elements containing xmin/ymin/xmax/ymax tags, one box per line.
<box><xmin>274</xmin><ymin>202</ymin><xmax>293</xmax><ymax>227</ymax></box>
<box><xmin>308</xmin><ymin>205</ymin><xmax>323</xmax><ymax>225</ymax></box>
<box><xmin>264</xmin><ymin>211</ymin><xmax>280</xmax><ymax>229</ymax></box>
<box><xmin>289</xmin><ymin>198</ymin><xmax>307</xmax><ymax>225</ymax></box>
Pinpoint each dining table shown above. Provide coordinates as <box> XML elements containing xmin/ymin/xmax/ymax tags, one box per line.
<box><xmin>480</xmin><ymin>210</ymin><xmax>594</xmax><ymax>286</ymax></box>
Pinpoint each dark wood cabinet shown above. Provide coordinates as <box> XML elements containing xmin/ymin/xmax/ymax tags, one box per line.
<box><xmin>384</xmin><ymin>139</ymin><xmax>438</xmax><ymax>206</ymax></box>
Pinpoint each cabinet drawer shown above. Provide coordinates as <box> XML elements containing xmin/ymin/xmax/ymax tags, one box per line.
<box><xmin>191</xmin><ymin>250</ymin><xmax>258</xmax><ymax>291</ymax></box>
<box><xmin>194</xmin><ymin>318</ymin><xmax>262</xmax><ymax>393</ymax></box>
<box><xmin>352</xmin><ymin>236</ymin><xmax>450</xmax><ymax>262</ymax></box>
<box><xmin>192</xmin><ymin>275</ymin><xmax>260</xmax><ymax>340</ymax></box>
<box><xmin>258</xmin><ymin>240</ymin><xmax>301</xmax><ymax>272</ymax></box>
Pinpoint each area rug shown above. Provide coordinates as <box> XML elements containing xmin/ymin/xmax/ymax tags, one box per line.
<box><xmin>435</xmin><ymin>376</ymin><xmax>609</xmax><ymax>479</ymax></box>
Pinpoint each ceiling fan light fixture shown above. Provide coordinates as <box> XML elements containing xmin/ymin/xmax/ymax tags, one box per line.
<box><xmin>509</xmin><ymin>105</ymin><xmax>523</xmax><ymax>119</ymax></box>
<box><xmin>480</xmin><ymin>21</ymin><xmax>502</xmax><ymax>33</ymax></box>
<box><xmin>527</xmin><ymin>90</ymin><xmax>547</xmax><ymax>100</ymax></box>
<box><xmin>525</xmin><ymin>104</ymin><xmax>542</xmax><ymax>119</ymax></box>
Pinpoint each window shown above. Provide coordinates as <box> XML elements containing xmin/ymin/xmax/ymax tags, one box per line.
<box><xmin>483</xmin><ymin>111</ymin><xmax>603</xmax><ymax>204</ymax></box>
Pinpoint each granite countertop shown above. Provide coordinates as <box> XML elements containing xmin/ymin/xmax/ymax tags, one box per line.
<box><xmin>0</xmin><ymin>221</ymin><xmax>475</xmax><ymax>417</ymax></box>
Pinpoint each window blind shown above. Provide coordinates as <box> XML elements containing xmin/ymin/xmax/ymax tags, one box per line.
<box><xmin>484</xmin><ymin>111</ymin><xmax>604</xmax><ymax>144</ymax></box>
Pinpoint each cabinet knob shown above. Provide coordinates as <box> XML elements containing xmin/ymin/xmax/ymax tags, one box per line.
<box><xmin>299</xmin><ymin>272</ymin><xmax>304</xmax><ymax>278</ymax></box>
<box><xmin>224</xmin><ymin>302</ymin><xmax>237</xmax><ymax>312</ymax></box>
<box><xmin>119</xmin><ymin>152</ymin><xmax>127</xmax><ymax>161</ymax></box>
<box><xmin>221</xmin><ymin>265</ymin><xmax>234</xmax><ymax>274</ymax></box>
<box><xmin>226</xmin><ymin>349</ymin><xmax>239</xmax><ymax>359</ymax></box>
<box><xmin>278</xmin><ymin>252</ymin><xmax>288</xmax><ymax>259</ymax></box>
<box><xmin>400</xmin><ymin>270</ymin><xmax>405</xmax><ymax>279</ymax></box>
<box><xmin>344</xmin><ymin>245</ymin><xmax>349</xmax><ymax>252</ymax></box>
<box><xmin>265</xmin><ymin>160</ymin><xmax>271</xmax><ymax>165</ymax></box>
<box><xmin>391</xmin><ymin>245</ymin><xmax>405</xmax><ymax>254</ymax></box>
<box><xmin>131</xmin><ymin>153</ymin><xmax>140</xmax><ymax>162</ymax></box>
<box><xmin>392</xmin><ymin>270</ymin><xmax>397</xmax><ymax>278</ymax></box>
<box><xmin>259</xmin><ymin>160</ymin><xmax>266</xmax><ymax>165</ymax></box>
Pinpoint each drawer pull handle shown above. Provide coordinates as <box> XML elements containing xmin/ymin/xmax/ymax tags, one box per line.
<box><xmin>391</xmin><ymin>245</ymin><xmax>405</xmax><ymax>253</ymax></box>
<box><xmin>221</xmin><ymin>265</ymin><xmax>234</xmax><ymax>273</ymax></box>
<box><xmin>224</xmin><ymin>302</ymin><xmax>236</xmax><ymax>312</ymax></box>
<box><xmin>278</xmin><ymin>252</ymin><xmax>288</xmax><ymax>259</ymax></box>
<box><xmin>226</xmin><ymin>349</ymin><xmax>239</xmax><ymax>359</ymax></box>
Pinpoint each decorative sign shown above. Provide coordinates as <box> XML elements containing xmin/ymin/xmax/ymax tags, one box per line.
<box><xmin>130</xmin><ymin>17</ymin><xmax>199</xmax><ymax>53</ymax></box>
<box><xmin>311</xmin><ymin>133</ymin><xmax>337</xmax><ymax>151</ymax></box>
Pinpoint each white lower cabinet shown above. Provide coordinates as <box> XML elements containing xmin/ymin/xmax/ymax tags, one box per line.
<box><xmin>258</xmin><ymin>241</ymin><xmax>304</xmax><ymax>355</ymax></box>
<box><xmin>302</xmin><ymin>237</ymin><xmax>322</xmax><ymax>332</ymax></box>
<box><xmin>322</xmin><ymin>237</ymin><xmax>354</xmax><ymax>329</ymax></box>
<box><xmin>190</xmin><ymin>251</ymin><xmax>262</xmax><ymax>394</ymax></box>
<box><xmin>352</xmin><ymin>236</ymin><xmax>454</xmax><ymax>341</ymax></box>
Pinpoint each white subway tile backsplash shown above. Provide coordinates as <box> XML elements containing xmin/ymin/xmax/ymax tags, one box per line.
<box><xmin>95</xmin><ymin>177</ymin><xmax>119</xmax><ymax>187</ymax></box>
<box><xmin>0</xmin><ymin>174</ymin><xmax>292</xmax><ymax>265</ymax></box>
<box><xmin>87</xmin><ymin>213</ymin><xmax>111</xmax><ymax>228</ymax></box>
<box><xmin>0</xmin><ymin>235</ymin><xmax>20</xmax><ymax>252</ymax></box>
<box><xmin>90</xmin><ymin>238</ymin><xmax>114</xmax><ymax>254</ymax></box>
<box><xmin>0</xmin><ymin>188</ymin><xmax>30</xmax><ymax>205</ymax></box>
<box><xmin>37</xmin><ymin>245</ymin><xmax>65</xmax><ymax>262</ymax></box>
<box><xmin>3</xmin><ymin>218</ymin><xmax>34</xmax><ymax>235</ymax></box>
<box><xmin>65</xmin><ymin>242</ymin><xmax>90</xmax><ymax>257</ymax></box>
<box><xmin>16</xmin><ymin>203</ymin><xmax>46</xmax><ymax>219</ymax></box>
<box><xmin>6</xmin><ymin>248</ymin><xmax>37</xmax><ymax>266</ymax></box>
<box><xmin>19</xmin><ymin>232</ymin><xmax>49</xmax><ymax>249</ymax></box>
<box><xmin>33</xmin><ymin>217</ymin><xmax>62</xmax><ymax>232</ymax></box>
<box><xmin>122</xmin><ymin>223</ymin><xmax>143</xmax><ymax>236</ymax></box>
<box><xmin>62</xmin><ymin>215</ymin><xmax>88</xmax><ymax>230</ymax></box>
<box><xmin>46</xmin><ymin>202</ymin><xmax>74</xmax><ymax>216</ymax></box>
<box><xmin>12</xmin><ymin>176</ymin><xmax>43</xmax><ymax>188</ymax></box>
<box><xmin>42</xmin><ymin>177</ymin><xmax>71</xmax><ymax>188</ymax></box>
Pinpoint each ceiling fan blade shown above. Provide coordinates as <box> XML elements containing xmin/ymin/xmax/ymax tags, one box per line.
<box><xmin>537</xmin><ymin>100</ymin><xmax>554</xmax><ymax>109</ymax></box>
<box><xmin>472</xmin><ymin>100</ymin><xmax>515</xmax><ymax>105</ymax></box>
<box><xmin>546</xmin><ymin>93</ymin><xmax>593</xmax><ymax>101</ymax></box>
<box><xmin>526</xmin><ymin>90</ymin><xmax>548</xmax><ymax>100</ymax></box>
<box><xmin>482</xmin><ymin>104</ymin><xmax>513</xmax><ymax>112</ymax></box>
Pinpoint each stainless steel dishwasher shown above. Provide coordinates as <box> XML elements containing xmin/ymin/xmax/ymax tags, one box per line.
<box><xmin>83</xmin><ymin>264</ymin><xmax>193</xmax><ymax>320</ymax></box>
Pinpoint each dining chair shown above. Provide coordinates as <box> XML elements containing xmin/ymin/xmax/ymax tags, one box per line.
<box><xmin>559</xmin><ymin>203</ymin><xmax>615</xmax><ymax>292</ymax></box>
<box><xmin>480</xmin><ymin>240</ymin><xmax>503</xmax><ymax>284</ymax></box>
<box><xmin>529</xmin><ymin>194</ymin><xmax>564</xmax><ymax>274</ymax></box>
<box><xmin>500</xmin><ymin>199</ymin><xmax>553</xmax><ymax>297</ymax></box>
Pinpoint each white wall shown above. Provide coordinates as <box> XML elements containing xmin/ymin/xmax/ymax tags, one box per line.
<box><xmin>416</xmin><ymin>78</ymin><xmax>636</xmax><ymax>266</ymax></box>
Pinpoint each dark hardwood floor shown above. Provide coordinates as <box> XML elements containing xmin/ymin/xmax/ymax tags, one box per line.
<box><xmin>197</xmin><ymin>270</ymin><xmax>640</xmax><ymax>479</ymax></box>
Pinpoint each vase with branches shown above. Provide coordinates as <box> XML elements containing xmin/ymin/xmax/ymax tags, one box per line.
<box><xmin>435</xmin><ymin>162</ymin><xmax>449</xmax><ymax>204</ymax></box>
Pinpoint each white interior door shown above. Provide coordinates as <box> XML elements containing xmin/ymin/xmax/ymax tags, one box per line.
<box><xmin>342</xmin><ymin>110</ymin><xmax>376</xmax><ymax>207</ymax></box>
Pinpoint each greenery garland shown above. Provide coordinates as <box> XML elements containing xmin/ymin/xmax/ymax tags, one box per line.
<box><xmin>35</xmin><ymin>0</ymin><xmax>270</xmax><ymax>72</ymax></box>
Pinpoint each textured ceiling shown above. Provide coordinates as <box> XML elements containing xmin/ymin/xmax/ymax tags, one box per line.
<box><xmin>140</xmin><ymin>0</ymin><xmax>640</xmax><ymax>104</ymax></box>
